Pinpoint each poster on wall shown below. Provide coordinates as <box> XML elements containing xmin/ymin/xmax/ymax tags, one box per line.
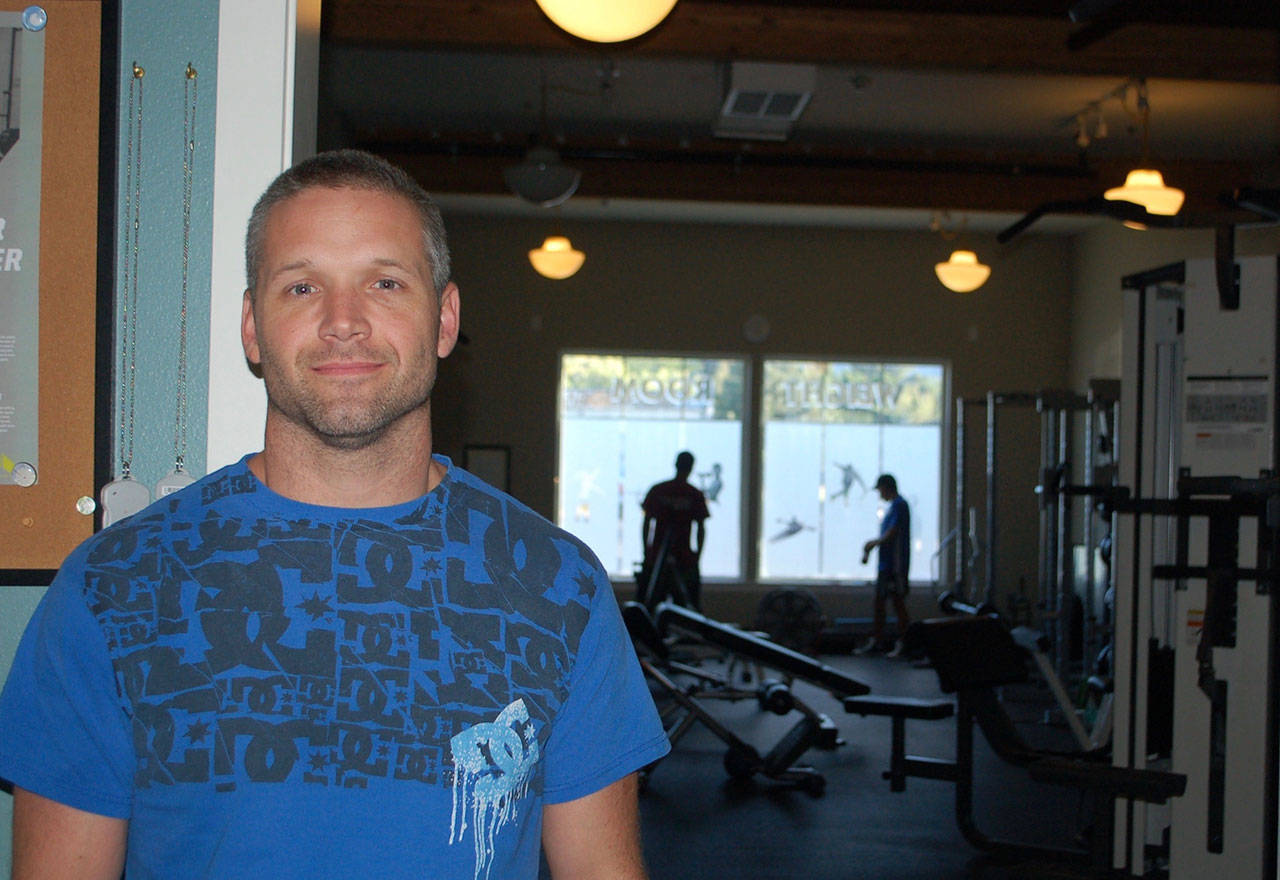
<box><xmin>0</xmin><ymin>12</ymin><xmax>43</xmax><ymax>488</ymax></box>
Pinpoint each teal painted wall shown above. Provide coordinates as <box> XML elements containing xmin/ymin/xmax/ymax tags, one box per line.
<box><xmin>0</xmin><ymin>3</ymin><xmax>219</xmax><ymax>874</ymax></box>
<box><xmin>113</xmin><ymin>0</ymin><xmax>217</xmax><ymax>488</ymax></box>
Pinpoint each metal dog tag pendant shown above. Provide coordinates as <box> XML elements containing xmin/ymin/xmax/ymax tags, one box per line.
<box><xmin>100</xmin><ymin>476</ymin><xmax>151</xmax><ymax>527</ymax></box>
<box><xmin>155</xmin><ymin>467</ymin><xmax>196</xmax><ymax>498</ymax></box>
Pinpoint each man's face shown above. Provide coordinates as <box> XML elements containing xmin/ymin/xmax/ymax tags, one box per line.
<box><xmin>241</xmin><ymin>185</ymin><xmax>460</xmax><ymax>450</ymax></box>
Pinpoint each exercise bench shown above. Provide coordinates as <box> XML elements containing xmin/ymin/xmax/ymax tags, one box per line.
<box><xmin>625</xmin><ymin>601</ymin><xmax>865</xmax><ymax>796</ymax></box>
<box><xmin>847</xmin><ymin>614</ymin><xmax>1185</xmax><ymax>872</ymax></box>
<box><xmin>842</xmin><ymin>695</ymin><xmax>955</xmax><ymax>791</ymax></box>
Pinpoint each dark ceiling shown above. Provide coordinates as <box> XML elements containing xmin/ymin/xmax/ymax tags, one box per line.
<box><xmin>317</xmin><ymin>0</ymin><xmax>1280</xmax><ymax>227</ymax></box>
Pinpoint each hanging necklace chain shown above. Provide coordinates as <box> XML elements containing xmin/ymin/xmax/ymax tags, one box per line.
<box><xmin>174</xmin><ymin>62</ymin><xmax>197</xmax><ymax>471</ymax></box>
<box><xmin>119</xmin><ymin>61</ymin><xmax>144</xmax><ymax>479</ymax></box>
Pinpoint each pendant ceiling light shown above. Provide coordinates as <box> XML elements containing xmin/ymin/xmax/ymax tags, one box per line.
<box><xmin>529</xmin><ymin>235</ymin><xmax>585</xmax><ymax>279</ymax></box>
<box><xmin>1103</xmin><ymin>80</ymin><xmax>1183</xmax><ymax>218</ymax></box>
<box><xmin>1104</xmin><ymin>168</ymin><xmax>1184</xmax><ymax>217</ymax></box>
<box><xmin>935</xmin><ymin>250</ymin><xmax>991</xmax><ymax>293</ymax></box>
<box><xmin>535</xmin><ymin>0</ymin><xmax>678</xmax><ymax>43</ymax></box>
<box><xmin>929</xmin><ymin>212</ymin><xmax>990</xmax><ymax>293</ymax></box>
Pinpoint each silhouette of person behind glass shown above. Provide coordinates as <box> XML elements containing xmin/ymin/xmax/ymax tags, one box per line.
<box><xmin>856</xmin><ymin>474</ymin><xmax>911</xmax><ymax>658</ymax></box>
<box><xmin>640</xmin><ymin>451</ymin><xmax>710</xmax><ymax>611</ymax></box>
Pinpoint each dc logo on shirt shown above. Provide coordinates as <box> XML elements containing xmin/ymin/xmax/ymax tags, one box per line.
<box><xmin>449</xmin><ymin>699</ymin><xmax>540</xmax><ymax>880</ymax></box>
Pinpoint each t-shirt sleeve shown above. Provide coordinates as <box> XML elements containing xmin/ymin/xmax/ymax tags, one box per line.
<box><xmin>883</xmin><ymin>499</ymin><xmax>901</xmax><ymax>532</ymax></box>
<box><xmin>0</xmin><ymin>553</ymin><xmax>135</xmax><ymax>818</ymax></box>
<box><xmin>540</xmin><ymin>556</ymin><xmax>669</xmax><ymax>804</ymax></box>
<box><xmin>640</xmin><ymin>487</ymin><xmax>655</xmax><ymax>516</ymax></box>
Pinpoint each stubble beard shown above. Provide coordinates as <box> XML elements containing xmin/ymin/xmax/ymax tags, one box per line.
<box><xmin>259</xmin><ymin>344</ymin><xmax>438</xmax><ymax>451</ymax></box>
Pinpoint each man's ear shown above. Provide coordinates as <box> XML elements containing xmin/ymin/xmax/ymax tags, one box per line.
<box><xmin>437</xmin><ymin>282</ymin><xmax>461</xmax><ymax>358</ymax></box>
<box><xmin>241</xmin><ymin>290</ymin><xmax>261</xmax><ymax>366</ymax></box>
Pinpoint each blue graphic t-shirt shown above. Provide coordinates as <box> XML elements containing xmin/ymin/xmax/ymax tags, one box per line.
<box><xmin>878</xmin><ymin>496</ymin><xmax>910</xmax><ymax>579</ymax></box>
<box><xmin>0</xmin><ymin>456</ymin><xmax>668</xmax><ymax>879</ymax></box>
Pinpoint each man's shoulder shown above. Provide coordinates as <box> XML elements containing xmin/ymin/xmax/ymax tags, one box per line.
<box><xmin>447</xmin><ymin>467</ymin><xmax>611</xmax><ymax>592</ymax></box>
<box><xmin>641</xmin><ymin>478</ymin><xmax>674</xmax><ymax>508</ymax></box>
<box><xmin>449</xmin><ymin>465</ymin><xmax>585</xmax><ymax>543</ymax></box>
<box><xmin>887</xmin><ymin>496</ymin><xmax>910</xmax><ymax>531</ymax></box>
<box><xmin>677</xmin><ymin>480</ymin><xmax>709</xmax><ymax>509</ymax></box>
<box><xmin>646</xmin><ymin>478</ymin><xmax>703</xmax><ymax>499</ymax></box>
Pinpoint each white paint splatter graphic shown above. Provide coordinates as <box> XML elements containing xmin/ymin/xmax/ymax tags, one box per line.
<box><xmin>449</xmin><ymin>699</ymin><xmax>540</xmax><ymax>880</ymax></box>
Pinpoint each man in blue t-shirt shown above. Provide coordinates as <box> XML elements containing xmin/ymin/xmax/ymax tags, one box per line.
<box><xmin>856</xmin><ymin>474</ymin><xmax>912</xmax><ymax>658</ymax></box>
<box><xmin>0</xmin><ymin>151</ymin><xmax>668</xmax><ymax>879</ymax></box>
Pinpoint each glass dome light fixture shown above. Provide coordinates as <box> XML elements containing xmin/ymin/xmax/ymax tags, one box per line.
<box><xmin>529</xmin><ymin>235</ymin><xmax>585</xmax><ymax>280</ymax></box>
<box><xmin>534</xmin><ymin>0</ymin><xmax>678</xmax><ymax>43</ymax></box>
<box><xmin>1104</xmin><ymin>168</ymin><xmax>1185</xmax><ymax>217</ymax></box>
<box><xmin>1103</xmin><ymin>80</ymin><xmax>1184</xmax><ymax>218</ymax></box>
<box><xmin>935</xmin><ymin>250</ymin><xmax>991</xmax><ymax>293</ymax></box>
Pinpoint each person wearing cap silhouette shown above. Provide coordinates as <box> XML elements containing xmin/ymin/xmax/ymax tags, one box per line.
<box><xmin>856</xmin><ymin>474</ymin><xmax>911</xmax><ymax>657</ymax></box>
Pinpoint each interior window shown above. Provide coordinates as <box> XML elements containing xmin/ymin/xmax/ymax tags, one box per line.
<box><xmin>557</xmin><ymin>353</ymin><xmax>746</xmax><ymax>580</ymax></box>
<box><xmin>758</xmin><ymin>359</ymin><xmax>944</xmax><ymax>582</ymax></box>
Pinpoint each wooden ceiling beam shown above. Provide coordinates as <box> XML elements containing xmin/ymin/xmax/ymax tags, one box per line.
<box><xmin>368</xmin><ymin>139</ymin><xmax>1261</xmax><ymax>222</ymax></box>
<box><xmin>323</xmin><ymin>0</ymin><xmax>1280</xmax><ymax>83</ymax></box>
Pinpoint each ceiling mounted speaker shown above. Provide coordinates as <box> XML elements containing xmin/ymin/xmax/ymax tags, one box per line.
<box><xmin>503</xmin><ymin>146</ymin><xmax>581</xmax><ymax>207</ymax></box>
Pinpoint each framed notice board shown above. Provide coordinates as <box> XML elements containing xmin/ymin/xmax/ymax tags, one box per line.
<box><xmin>0</xmin><ymin>2</ymin><xmax>105</xmax><ymax>582</ymax></box>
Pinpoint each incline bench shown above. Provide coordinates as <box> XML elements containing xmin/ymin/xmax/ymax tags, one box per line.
<box><xmin>844</xmin><ymin>614</ymin><xmax>1185</xmax><ymax>871</ymax></box>
<box><xmin>626</xmin><ymin>601</ymin><xmax>870</xmax><ymax>796</ymax></box>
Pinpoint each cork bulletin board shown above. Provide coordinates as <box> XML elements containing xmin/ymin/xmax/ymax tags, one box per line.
<box><xmin>0</xmin><ymin>2</ymin><xmax>104</xmax><ymax>582</ymax></box>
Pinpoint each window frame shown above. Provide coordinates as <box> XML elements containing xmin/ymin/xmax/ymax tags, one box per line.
<box><xmin>554</xmin><ymin>348</ymin><xmax>950</xmax><ymax>589</ymax></box>
<box><xmin>554</xmin><ymin>349</ymin><xmax>752</xmax><ymax>582</ymax></box>
<box><xmin>754</xmin><ymin>354</ymin><xmax>950</xmax><ymax>586</ymax></box>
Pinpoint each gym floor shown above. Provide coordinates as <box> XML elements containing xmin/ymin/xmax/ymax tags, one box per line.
<box><xmin>615</xmin><ymin>651</ymin><xmax>1106</xmax><ymax>880</ymax></box>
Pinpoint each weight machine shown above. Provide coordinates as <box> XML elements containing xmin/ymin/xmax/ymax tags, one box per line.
<box><xmin>937</xmin><ymin>590</ymin><xmax>1111</xmax><ymax>752</ymax></box>
<box><xmin>1111</xmin><ymin>256</ymin><xmax>1280</xmax><ymax>879</ymax></box>
<box><xmin>953</xmin><ymin>383</ymin><xmax>1120</xmax><ymax>685</ymax></box>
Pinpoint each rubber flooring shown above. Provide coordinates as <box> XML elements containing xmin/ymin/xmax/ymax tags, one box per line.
<box><xmin>626</xmin><ymin>649</ymin><xmax>1113</xmax><ymax>880</ymax></box>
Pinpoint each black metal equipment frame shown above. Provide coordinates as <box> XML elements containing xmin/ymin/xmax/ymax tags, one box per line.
<box><xmin>654</xmin><ymin>602</ymin><xmax>871</xmax><ymax>700</ymax></box>
<box><xmin>954</xmin><ymin>385</ymin><xmax>1120</xmax><ymax>685</ymax></box>
<box><xmin>846</xmin><ymin>614</ymin><xmax>1185</xmax><ymax>873</ymax></box>
<box><xmin>634</xmin><ymin>527</ymin><xmax>692</xmax><ymax>611</ymax></box>
<box><xmin>1102</xmin><ymin>474</ymin><xmax>1280</xmax><ymax>864</ymax></box>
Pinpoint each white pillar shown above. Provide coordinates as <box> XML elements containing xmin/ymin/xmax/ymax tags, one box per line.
<box><xmin>205</xmin><ymin>0</ymin><xmax>320</xmax><ymax>471</ymax></box>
